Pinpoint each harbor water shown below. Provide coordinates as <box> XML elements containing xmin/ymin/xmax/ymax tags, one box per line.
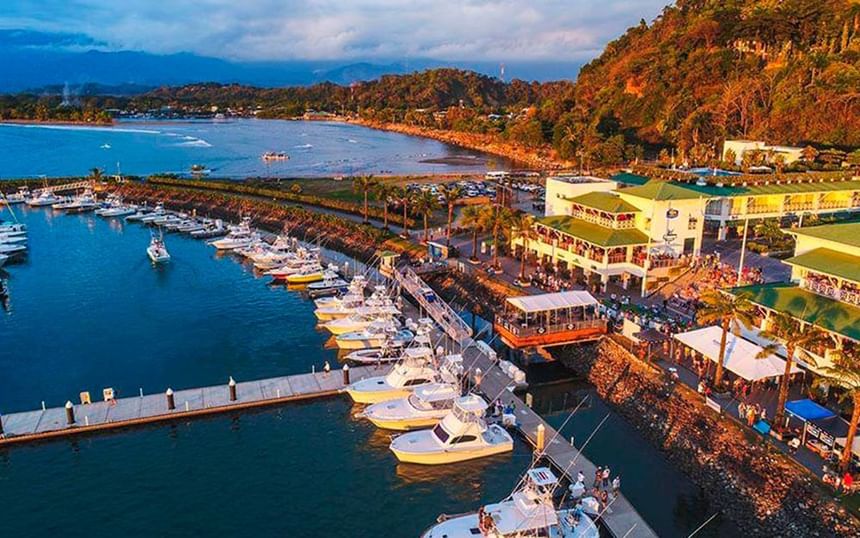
<box><xmin>0</xmin><ymin>206</ymin><xmax>732</xmax><ymax>536</ymax></box>
<box><xmin>0</xmin><ymin>119</ymin><xmax>513</xmax><ymax>179</ymax></box>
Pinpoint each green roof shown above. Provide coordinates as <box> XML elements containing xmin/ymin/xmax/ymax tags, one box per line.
<box><xmin>611</xmin><ymin>172</ymin><xmax>650</xmax><ymax>186</ymax></box>
<box><xmin>618</xmin><ymin>178</ymin><xmax>860</xmax><ymax>200</ymax></box>
<box><xmin>784</xmin><ymin>248</ymin><xmax>860</xmax><ymax>284</ymax></box>
<box><xmin>538</xmin><ymin>215</ymin><xmax>649</xmax><ymax>247</ymax></box>
<box><xmin>788</xmin><ymin>222</ymin><xmax>860</xmax><ymax>249</ymax></box>
<box><xmin>566</xmin><ymin>192</ymin><xmax>640</xmax><ymax>213</ymax></box>
<box><xmin>619</xmin><ymin>180</ymin><xmax>707</xmax><ymax>201</ymax></box>
<box><xmin>732</xmin><ymin>283</ymin><xmax>860</xmax><ymax>341</ymax></box>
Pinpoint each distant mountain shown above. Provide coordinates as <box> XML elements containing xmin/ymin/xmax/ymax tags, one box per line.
<box><xmin>0</xmin><ymin>30</ymin><xmax>581</xmax><ymax>93</ymax></box>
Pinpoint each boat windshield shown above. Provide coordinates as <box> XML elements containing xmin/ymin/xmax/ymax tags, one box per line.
<box><xmin>431</xmin><ymin>423</ymin><xmax>450</xmax><ymax>443</ymax></box>
<box><xmin>407</xmin><ymin>393</ymin><xmax>430</xmax><ymax>410</ymax></box>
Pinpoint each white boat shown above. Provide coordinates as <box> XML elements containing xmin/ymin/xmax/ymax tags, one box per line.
<box><xmin>323</xmin><ymin>307</ymin><xmax>401</xmax><ymax>335</ymax></box>
<box><xmin>99</xmin><ymin>205</ymin><xmax>137</xmax><ymax>217</ymax></box>
<box><xmin>307</xmin><ymin>276</ymin><xmax>349</xmax><ymax>297</ymax></box>
<box><xmin>191</xmin><ymin>220</ymin><xmax>226</xmax><ymax>238</ymax></box>
<box><xmin>420</xmin><ymin>468</ymin><xmax>600</xmax><ymax>538</ymax></box>
<box><xmin>0</xmin><ymin>223</ymin><xmax>26</xmax><ymax>234</ymax></box>
<box><xmin>65</xmin><ymin>191</ymin><xmax>100</xmax><ymax>213</ymax></box>
<box><xmin>344</xmin><ymin>348</ymin><xmax>453</xmax><ymax>403</ymax></box>
<box><xmin>0</xmin><ymin>253</ymin><xmax>8</xmax><ymax>267</ymax></box>
<box><xmin>389</xmin><ymin>394</ymin><xmax>514</xmax><ymax>465</ymax></box>
<box><xmin>138</xmin><ymin>205</ymin><xmax>166</xmax><ymax>223</ymax></box>
<box><xmin>27</xmin><ymin>191</ymin><xmax>60</xmax><ymax>207</ymax></box>
<box><xmin>362</xmin><ymin>382</ymin><xmax>460</xmax><ymax>431</ymax></box>
<box><xmin>176</xmin><ymin>220</ymin><xmax>205</xmax><ymax>233</ymax></box>
<box><xmin>2</xmin><ymin>189</ymin><xmax>27</xmax><ymax>204</ymax></box>
<box><xmin>147</xmin><ymin>231</ymin><xmax>170</xmax><ymax>263</ymax></box>
<box><xmin>0</xmin><ymin>234</ymin><xmax>28</xmax><ymax>244</ymax></box>
<box><xmin>336</xmin><ymin>325</ymin><xmax>413</xmax><ymax>351</ymax></box>
<box><xmin>0</xmin><ymin>243</ymin><xmax>27</xmax><ymax>255</ymax></box>
<box><xmin>210</xmin><ymin>222</ymin><xmax>257</xmax><ymax>250</ymax></box>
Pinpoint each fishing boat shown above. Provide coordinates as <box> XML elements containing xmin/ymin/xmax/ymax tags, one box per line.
<box><xmin>65</xmin><ymin>190</ymin><xmax>100</xmax><ymax>213</ymax></box>
<box><xmin>0</xmin><ymin>243</ymin><xmax>27</xmax><ymax>256</ymax></box>
<box><xmin>336</xmin><ymin>325</ymin><xmax>413</xmax><ymax>351</ymax></box>
<box><xmin>27</xmin><ymin>191</ymin><xmax>60</xmax><ymax>207</ymax></box>
<box><xmin>210</xmin><ymin>221</ymin><xmax>256</xmax><ymax>250</ymax></box>
<box><xmin>2</xmin><ymin>189</ymin><xmax>28</xmax><ymax>204</ymax></box>
<box><xmin>176</xmin><ymin>220</ymin><xmax>205</xmax><ymax>234</ymax></box>
<box><xmin>306</xmin><ymin>276</ymin><xmax>349</xmax><ymax>298</ymax></box>
<box><xmin>0</xmin><ymin>223</ymin><xmax>26</xmax><ymax>234</ymax></box>
<box><xmin>0</xmin><ymin>233</ymin><xmax>28</xmax><ymax>244</ymax></box>
<box><xmin>147</xmin><ymin>230</ymin><xmax>170</xmax><ymax>263</ymax></box>
<box><xmin>99</xmin><ymin>204</ymin><xmax>137</xmax><ymax>217</ymax></box>
<box><xmin>420</xmin><ymin>467</ymin><xmax>600</xmax><ymax>538</ymax></box>
<box><xmin>361</xmin><ymin>382</ymin><xmax>460</xmax><ymax>431</ymax></box>
<box><xmin>125</xmin><ymin>208</ymin><xmax>152</xmax><ymax>221</ymax></box>
<box><xmin>262</xmin><ymin>151</ymin><xmax>289</xmax><ymax>161</ymax></box>
<box><xmin>286</xmin><ymin>265</ymin><xmax>333</xmax><ymax>285</ymax></box>
<box><xmin>50</xmin><ymin>197</ymin><xmax>76</xmax><ymax>210</ymax></box>
<box><xmin>323</xmin><ymin>306</ymin><xmax>400</xmax><ymax>335</ymax></box>
<box><xmin>138</xmin><ymin>205</ymin><xmax>166</xmax><ymax>223</ymax></box>
<box><xmin>388</xmin><ymin>394</ymin><xmax>514</xmax><ymax>465</ymax></box>
<box><xmin>345</xmin><ymin>347</ymin><xmax>441</xmax><ymax>403</ymax></box>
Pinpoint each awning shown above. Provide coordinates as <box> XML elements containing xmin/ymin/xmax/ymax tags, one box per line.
<box><xmin>674</xmin><ymin>326</ymin><xmax>801</xmax><ymax>381</ymax></box>
<box><xmin>785</xmin><ymin>399</ymin><xmax>836</xmax><ymax>422</ymax></box>
<box><xmin>506</xmin><ymin>290</ymin><xmax>598</xmax><ymax>314</ymax></box>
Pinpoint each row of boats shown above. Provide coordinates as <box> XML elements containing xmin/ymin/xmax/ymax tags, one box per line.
<box><xmin>0</xmin><ymin>221</ymin><xmax>27</xmax><ymax>268</ymax></box>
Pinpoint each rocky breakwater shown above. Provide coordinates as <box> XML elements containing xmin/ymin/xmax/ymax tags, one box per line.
<box><xmin>555</xmin><ymin>338</ymin><xmax>859</xmax><ymax>537</ymax></box>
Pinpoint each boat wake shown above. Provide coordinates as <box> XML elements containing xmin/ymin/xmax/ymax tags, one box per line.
<box><xmin>176</xmin><ymin>136</ymin><xmax>213</xmax><ymax>148</ymax></box>
<box><xmin>294</xmin><ymin>143</ymin><xmax>313</xmax><ymax>149</ymax></box>
<box><xmin>0</xmin><ymin>123</ymin><xmax>162</xmax><ymax>135</ymax></box>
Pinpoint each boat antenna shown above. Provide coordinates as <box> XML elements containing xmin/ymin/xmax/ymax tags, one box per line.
<box><xmin>687</xmin><ymin>513</ymin><xmax>719</xmax><ymax>537</ymax></box>
<box><xmin>2</xmin><ymin>193</ymin><xmax>20</xmax><ymax>224</ymax></box>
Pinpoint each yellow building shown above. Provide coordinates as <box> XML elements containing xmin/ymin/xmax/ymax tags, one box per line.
<box><xmin>517</xmin><ymin>173</ymin><xmax>860</xmax><ymax>296</ymax></box>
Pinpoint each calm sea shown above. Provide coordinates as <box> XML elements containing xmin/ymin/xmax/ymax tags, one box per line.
<box><xmin>0</xmin><ymin>206</ymin><xmax>733</xmax><ymax>537</ymax></box>
<box><xmin>0</xmin><ymin>119</ymin><xmax>513</xmax><ymax>179</ymax></box>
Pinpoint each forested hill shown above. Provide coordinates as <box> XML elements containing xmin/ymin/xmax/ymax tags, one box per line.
<box><xmin>569</xmin><ymin>0</ymin><xmax>860</xmax><ymax>154</ymax></box>
<box><xmin>2</xmin><ymin>0</ymin><xmax>859</xmax><ymax>166</ymax></box>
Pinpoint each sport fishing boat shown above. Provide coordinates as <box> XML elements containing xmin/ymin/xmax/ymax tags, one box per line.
<box><xmin>420</xmin><ymin>468</ymin><xmax>600</xmax><ymax>538</ymax></box>
<box><xmin>27</xmin><ymin>191</ymin><xmax>60</xmax><ymax>207</ymax></box>
<box><xmin>0</xmin><ymin>243</ymin><xmax>27</xmax><ymax>256</ymax></box>
<box><xmin>322</xmin><ymin>306</ymin><xmax>401</xmax><ymax>335</ymax></box>
<box><xmin>307</xmin><ymin>276</ymin><xmax>349</xmax><ymax>298</ymax></box>
<box><xmin>65</xmin><ymin>190</ymin><xmax>100</xmax><ymax>213</ymax></box>
<box><xmin>344</xmin><ymin>347</ymin><xmax>451</xmax><ymax>404</ymax></box>
<box><xmin>287</xmin><ymin>264</ymin><xmax>339</xmax><ymax>285</ymax></box>
<box><xmin>138</xmin><ymin>205</ymin><xmax>166</xmax><ymax>223</ymax></box>
<box><xmin>210</xmin><ymin>222</ymin><xmax>257</xmax><ymax>250</ymax></box>
<box><xmin>344</xmin><ymin>327</ymin><xmax>435</xmax><ymax>365</ymax></box>
<box><xmin>361</xmin><ymin>382</ymin><xmax>460</xmax><ymax>431</ymax></box>
<box><xmin>388</xmin><ymin>394</ymin><xmax>514</xmax><ymax>465</ymax></box>
<box><xmin>147</xmin><ymin>231</ymin><xmax>170</xmax><ymax>263</ymax></box>
<box><xmin>191</xmin><ymin>220</ymin><xmax>226</xmax><ymax>238</ymax></box>
<box><xmin>2</xmin><ymin>189</ymin><xmax>28</xmax><ymax>205</ymax></box>
<box><xmin>0</xmin><ymin>233</ymin><xmax>28</xmax><ymax>244</ymax></box>
<box><xmin>50</xmin><ymin>196</ymin><xmax>76</xmax><ymax>210</ymax></box>
<box><xmin>336</xmin><ymin>324</ymin><xmax>413</xmax><ymax>351</ymax></box>
<box><xmin>125</xmin><ymin>208</ymin><xmax>152</xmax><ymax>222</ymax></box>
<box><xmin>99</xmin><ymin>204</ymin><xmax>137</xmax><ymax>218</ymax></box>
<box><xmin>0</xmin><ymin>223</ymin><xmax>26</xmax><ymax>234</ymax></box>
<box><xmin>176</xmin><ymin>219</ymin><xmax>205</xmax><ymax>234</ymax></box>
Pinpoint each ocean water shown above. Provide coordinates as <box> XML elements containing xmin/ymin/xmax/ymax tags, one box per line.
<box><xmin>0</xmin><ymin>119</ymin><xmax>513</xmax><ymax>179</ymax></box>
<box><xmin>0</xmin><ymin>206</ymin><xmax>731</xmax><ymax>537</ymax></box>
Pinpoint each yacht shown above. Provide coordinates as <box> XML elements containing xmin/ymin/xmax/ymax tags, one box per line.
<box><xmin>147</xmin><ymin>231</ymin><xmax>170</xmax><ymax>263</ymax></box>
<box><xmin>0</xmin><ymin>223</ymin><xmax>26</xmax><ymax>234</ymax></box>
<box><xmin>307</xmin><ymin>276</ymin><xmax>349</xmax><ymax>298</ymax></box>
<box><xmin>420</xmin><ymin>468</ymin><xmax>600</xmax><ymax>538</ymax></box>
<box><xmin>323</xmin><ymin>307</ymin><xmax>400</xmax><ymax>335</ymax></box>
<box><xmin>362</xmin><ymin>382</ymin><xmax>460</xmax><ymax>431</ymax></box>
<box><xmin>99</xmin><ymin>204</ymin><xmax>137</xmax><ymax>218</ymax></box>
<box><xmin>344</xmin><ymin>348</ymin><xmax>449</xmax><ymax>403</ymax></box>
<box><xmin>2</xmin><ymin>189</ymin><xmax>28</xmax><ymax>204</ymax></box>
<box><xmin>138</xmin><ymin>205</ymin><xmax>166</xmax><ymax>223</ymax></box>
<box><xmin>27</xmin><ymin>191</ymin><xmax>60</xmax><ymax>207</ymax></box>
<box><xmin>388</xmin><ymin>394</ymin><xmax>514</xmax><ymax>465</ymax></box>
<box><xmin>344</xmin><ymin>328</ymin><xmax>434</xmax><ymax>365</ymax></box>
<box><xmin>336</xmin><ymin>324</ymin><xmax>413</xmax><ymax>350</ymax></box>
<box><xmin>176</xmin><ymin>220</ymin><xmax>205</xmax><ymax>234</ymax></box>
<box><xmin>210</xmin><ymin>222</ymin><xmax>257</xmax><ymax>250</ymax></box>
<box><xmin>0</xmin><ymin>243</ymin><xmax>27</xmax><ymax>256</ymax></box>
<box><xmin>0</xmin><ymin>233</ymin><xmax>28</xmax><ymax>244</ymax></box>
<box><xmin>125</xmin><ymin>208</ymin><xmax>153</xmax><ymax>222</ymax></box>
<box><xmin>191</xmin><ymin>220</ymin><xmax>227</xmax><ymax>238</ymax></box>
<box><xmin>65</xmin><ymin>191</ymin><xmax>100</xmax><ymax>213</ymax></box>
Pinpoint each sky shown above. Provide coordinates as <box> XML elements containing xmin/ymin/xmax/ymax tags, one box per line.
<box><xmin>0</xmin><ymin>0</ymin><xmax>669</xmax><ymax>62</ymax></box>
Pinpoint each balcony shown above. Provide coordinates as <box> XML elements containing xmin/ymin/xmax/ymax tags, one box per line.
<box><xmin>819</xmin><ymin>201</ymin><xmax>850</xmax><ymax>210</ymax></box>
<box><xmin>747</xmin><ymin>205</ymin><xmax>781</xmax><ymax>215</ymax></box>
<box><xmin>783</xmin><ymin>202</ymin><xmax>815</xmax><ymax>212</ymax></box>
<box><xmin>607</xmin><ymin>254</ymin><xmax>628</xmax><ymax>264</ymax></box>
<box><xmin>801</xmin><ymin>279</ymin><xmax>860</xmax><ymax>306</ymax></box>
<box><xmin>494</xmin><ymin>318</ymin><xmax>608</xmax><ymax>348</ymax></box>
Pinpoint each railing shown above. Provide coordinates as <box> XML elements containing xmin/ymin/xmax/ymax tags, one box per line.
<box><xmin>784</xmin><ymin>202</ymin><xmax>815</xmax><ymax>212</ymax></box>
<box><xmin>394</xmin><ymin>266</ymin><xmax>473</xmax><ymax>344</ymax></box>
<box><xmin>803</xmin><ymin>280</ymin><xmax>860</xmax><ymax>307</ymax></box>
<box><xmin>572</xmin><ymin>211</ymin><xmax>636</xmax><ymax>230</ymax></box>
<box><xmin>607</xmin><ymin>254</ymin><xmax>628</xmax><ymax>264</ymax></box>
<box><xmin>649</xmin><ymin>257</ymin><xmax>683</xmax><ymax>269</ymax></box>
<box><xmin>747</xmin><ymin>205</ymin><xmax>781</xmax><ymax>215</ymax></box>
<box><xmin>31</xmin><ymin>181</ymin><xmax>93</xmax><ymax>195</ymax></box>
<box><xmin>819</xmin><ymin>201</ymin><xmax>850</xmax><ymax>210</ymax></box>
<box><xmin>496</xmin><ymin>318</ymin><xmax>606</xmax><ymax>339</ymax></box>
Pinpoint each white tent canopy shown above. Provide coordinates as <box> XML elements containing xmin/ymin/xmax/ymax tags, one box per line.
<box><xmin>674</xmin><ymin>326</ymin><xmax>802</xmax><ymax>381</ymax></box>
<box><xmin>506</xmin><ymin>291</ymin><xmax>598</xmax><ymax>314</ymax></box>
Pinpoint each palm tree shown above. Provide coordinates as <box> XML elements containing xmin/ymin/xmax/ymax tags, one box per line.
<box><xmin>438</xmin><ymin>183</ymin><xmax>463</xmax><ymax>246</ymax></box>
<box><xmin>412</xmin><ymin>190</ymin><xmax>440</xmax><ymax>243</ymax></box>
<box><xmin>393</xmin><ymin>187</ymin><xmax>413</xmax><ymax>238</ymax></box>
<box><xmin>373</xmin><ymin>182</ymin><xmax>396</xmax><ymax>230</ymax></box>
<box><xmin>814</xmin><ymin>347</ymin><xmax>860</xmax><ymax>472</ymax></box>
<box><xmin>480</xmin><ymin>205</ymin><xmax>513</xmax><ymax>270</ymax></box>
<box><xmin>352</xmin><ymin>175</ymin><xmax>378</xmax><ymax>223</ymax></box>
<box><xmin>90</xmin><ymin>167</ymin><xmax>103</xmax><ymax>182</ymax></box>
<box><xmin>696</xmin><ymin>290</ymin><xmax>758</xmax><ymax>389</ymax></box>
<box><xmin>759</xmin><ymin>312</ymin><xmax>832</xmax><ymax>426</ymax></box>
<box><xmin>460</xmin><ymin>205</ymin><xmax>484</xmax><ymax>261</ymax></box>
<box><xmin>510</xmin><ymin>212</ymin><xmax>536</xmax><ymax>281</ymax></box>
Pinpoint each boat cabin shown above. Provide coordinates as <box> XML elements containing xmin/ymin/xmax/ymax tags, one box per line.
<box><xmin>432</xmin><ymin>394</ymin><xmax>489</xmax><ymax>444</ymax></box>
<box><xmin>408</xmin><ymin>383</ymin><xmax>459</xmax><ymax>411</ymax></box>
<box><xmin>494</xmin><ymin>290</ymin><xmax>607</xmax><ymax>349</ymax></box>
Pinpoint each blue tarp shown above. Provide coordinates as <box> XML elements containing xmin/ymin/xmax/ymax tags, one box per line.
<box><xmin>784</xmin><ymin>399</ymin><xmax>836</xmax><ymax>422</ymax></box>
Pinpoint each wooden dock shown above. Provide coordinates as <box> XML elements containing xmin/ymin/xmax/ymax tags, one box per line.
<box><xmin>0</xmin><ymin>365</ymin><xmax>390</xmax><ymax>446</ymax></box>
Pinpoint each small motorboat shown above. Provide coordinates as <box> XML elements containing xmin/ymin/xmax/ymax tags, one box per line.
<box><xmin>147</xmin><ymin>230</ymin><xmax>170</xmax><ymax>263</ymax></box>
<box><xmin>389</xmin><ymin>394</ymin><xmax>514</xmax><ymax>465</ymax></box>
<box><xmin>262</xmin><ymin>151</ymin><xmax>289</xmax><ymax>161</ymax></box>
<box><xmin>419</xmin><ymin>467</ymin><xmax>600</xmax><ymax>537</ymax></box>
<box><xmin>361</xmin><ymin>382</ymin><xmax>460</xmax><ymax>431</ymax></box>
<box><xmin>99</xmin><ymin>205</ymin><xmax>137</xmax><ymax>218</ymax></box>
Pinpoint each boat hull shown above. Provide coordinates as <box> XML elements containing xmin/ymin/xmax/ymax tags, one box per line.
<box><xmin>389</xmin><ymin>442</ymin><xmax>513</xmax><ymax>465</ymax></box>
<box><xmin>366</xmin><ymin>415</ymin><xmax>441</xmax><ymax>431</ymax></box>
<box><xmin>346</xmin><ymin>386</ymin><xmax>410</xmax><ymax>405</ymax></box>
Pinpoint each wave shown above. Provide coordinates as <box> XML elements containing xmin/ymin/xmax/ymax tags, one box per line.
<box><xmin>0</xmin><ymin>123</ymin><xmax>162</xmax><ymax>135</ymax></box>
<box><xmin>176</xmin><ymin>139</ymin><xmax>212</xmax><ymax>148</ymax></box>
<box><xmin>294</xmin><ymin>143</ymin><xmax>313</xmax><ymax>149</ymax></box>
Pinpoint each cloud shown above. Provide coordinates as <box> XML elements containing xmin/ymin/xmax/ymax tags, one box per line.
<box><xmin>0</xmin><ymin>0</ymin><xmax>667</xmax><ymax>62</ymax></box>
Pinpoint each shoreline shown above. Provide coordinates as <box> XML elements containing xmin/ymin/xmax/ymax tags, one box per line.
<box><xmin>0</xmin><ymin>119</ymin><xmax>114</xmax><ymax>127</ymax></box>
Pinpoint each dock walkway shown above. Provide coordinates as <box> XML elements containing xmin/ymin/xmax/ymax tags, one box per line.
<box><xmin>0</xmin><ymin>365</ymin><xmax>390</xmax><ymax>446</ymax></box>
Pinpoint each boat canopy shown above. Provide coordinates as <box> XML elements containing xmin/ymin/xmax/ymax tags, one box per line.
<box><xmin>506</xmin><ymin>290</ymin><xmax>598</xmax><ymax>314</ymax></box>
<box><xmin>489</xmin><ymin>493</ymin><xmax>558</xmax><ymax>534</ymax></box>
<box><xmin>673</xmin><ymin>326</ymin><xmax>801</xmax><ymax>381</ymax></box>
<box><xmin>526</xmin><ymin>467</ymin><xmax>559</xmax><ymax>488</ymax></box>
<box><xmin>454</xmin><ymin>394</ymin><xmax>488</xmax><ymax>415</ymax></box>
<box><xmin>413</xmin><ymin>383</ymin><xmax>458</xmax><ymax>403</ymax></box>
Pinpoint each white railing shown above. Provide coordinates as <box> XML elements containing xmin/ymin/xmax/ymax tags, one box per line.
<box><xmin>394</xmin><ymin>266</ymin><xmax>473</xmax><ymax>345</ymax></box>
<box><xmin>31</xmin><ymin>181</ymin><xmax>93</xmax><ymax>194</ymax></box>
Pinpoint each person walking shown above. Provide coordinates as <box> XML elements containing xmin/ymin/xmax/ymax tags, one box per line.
<box><xmin>594</xmin><ymin>467</ymin><xmax>602</xmax><ymax>488</ymax></box>
<box><xmin>602</xmin><ymin>467</ymin><xmax>611</xmax><ymax>488</ymax></box>
<box><xmin>323</xmin><ymin>361</ymin><xmax>331</xmax><ymax>378</ymax></box>
<box><xmin>611</xmin><ymin>475</ymin><xmax>621</xmax><ymax>496</ymax></box>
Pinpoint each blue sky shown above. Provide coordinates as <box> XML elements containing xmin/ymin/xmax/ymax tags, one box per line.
<box><xmin>1</xmin><ymin>0</ymin><xmax>668</xmax><ymax>62</ymax></box>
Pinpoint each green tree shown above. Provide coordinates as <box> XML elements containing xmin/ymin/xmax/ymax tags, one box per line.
<box><xmin>352</xmin><ymin>175</ymin><xmax>378</xmax><ymax>223</ymax></box>
<box><xmin>460</xmin><ymin>205</ymin><xmax>484</xmax><ymax>261</ymax></box>
<box><xmin>696</xmin><ymin>290</ymin><xmax>758</xmax><ymax>388</ymax></box>
<box><xmin>438</xmin><ymin>183</ymin><xmax>464</xmax><ymax>246</ymax></box>
<box><xmin>373</xmin><ymin>182</ymin><xmax>397</xmax><ymax>230</ymax></box>
<box><xmin>412</xmin><ymin>189</ymin><xmax>439</xmax><ymax>243</ymax></box>
<box><xmin>759</xmin><ymin>312</ymin><xmax>832</xmax><ymax>426</ymax></box>
<box><xmin>510</xmin><ymin>212</ymin><xmax>536</xmax><ymax>281</ymax></box>
<box><xmin>90</xmin><ymin>167</ymin><xmax>103</xmax><ymax>182</ymax></box>
<box><xmin>814</xmin><ymin>347</ymin><xmax>860</xmax><ymax>472</ymax></box>
<box><xmin>480</xmin><ymin>205</ymin><xmax>514</xmax><ymax>269</ymax></box>
<box><xmin>393</xmin><ymin>187</ymin><xmax>413</xmax><ymax>238</ymax></box>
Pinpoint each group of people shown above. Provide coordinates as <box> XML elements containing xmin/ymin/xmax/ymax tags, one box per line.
<box><xmin>569</xmin><ymin>466</ymin><xmax>621</xmax><ymax>513</ymax></box>
<box><xmin>738</xmin><ymin>401</ymin><xmax>768</xmax><ymax>426</ymax></box>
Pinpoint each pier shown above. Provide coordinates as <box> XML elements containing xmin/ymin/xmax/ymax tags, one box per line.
<box><xmin>398</xmin><ymin>267</ymin><xmax>658</xmax><ymax>538</ymax></box>
<box><xmin>0</xmin><ymin>365</ymin><xmax>390</xmax><ymax>447</ymax></box>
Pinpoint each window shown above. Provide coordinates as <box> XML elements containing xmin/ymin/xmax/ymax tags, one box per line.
<box><xmin>688</xmin><ymin>216</ymin><xmax>698</xmax><ymax>230</ymax></box>
<box><xmin>404</xmin><ymin>378</ymin><xmax>429</xmax><ymax>387</ymax></box>
<box><xmin>450</xmin><ymin>434</ymin><xmax>478</xmax><ymax>444</ymax></box>
<box><xmin>432</xmin><ymin>424</ymin><xmax>450</xmax><ymax>443</ymax></box>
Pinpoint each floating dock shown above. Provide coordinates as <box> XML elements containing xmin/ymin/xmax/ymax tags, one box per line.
<box><xmin>0</xmin><ymin>365</ymin><xmax>390</xmax><ymax>446</ymax></box>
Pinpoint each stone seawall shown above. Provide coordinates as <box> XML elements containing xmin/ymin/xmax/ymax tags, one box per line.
<box><xmin>555</xmin><ymin>338</ymin><xmax>859</xmax><ymax>537</ymax></box>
